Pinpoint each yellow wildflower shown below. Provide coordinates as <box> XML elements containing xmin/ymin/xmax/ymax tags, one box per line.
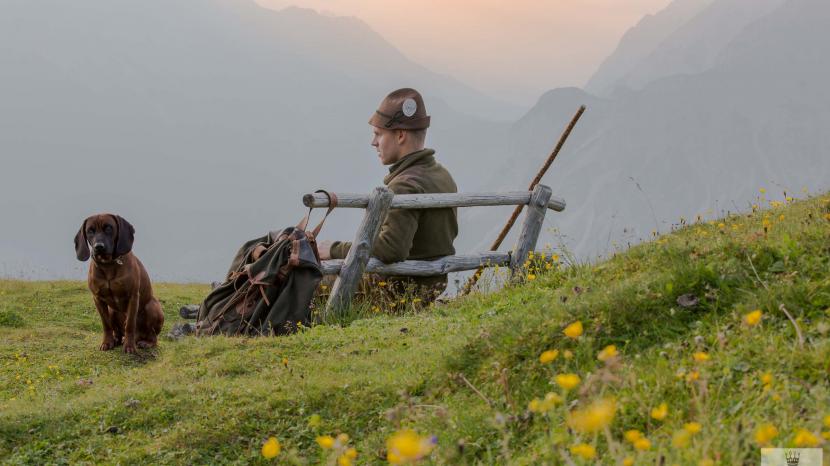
<box><xmin>386</xmin><ymin>429</ymin><xmax>435</xmax><ymax>464</ymax></box>
<box><xmin>528</xmin><ymin>392</ymin><xmax>563</xmax><ymax>413</ymax></box>
<box><xmin>684</xmin><ymin>422</ymin><xmax>702</xmax><ymax>434</ymax></box>
<box><xmin>633</xmin><ymin>437</ymin><xmax>651</xmax><ymax>451</ymax></box>
<box><xmin>794</xmin><ymin>428</ymin><xmax>820</xmax><ymax>447</ymax></box>
<box><xmin>555</xmin><ymin>373</ymin><xmax>581</xmax><ymax>390</ymax></box>
<box><xmin>672</xmin><ymin>430</ymin><xmax>692</xmax><ymax>448</ymax></box>
<box><xmin>282</xmin><ymin>357</ymin><xmax>289</xmax><ymax>367</ymax></box>
<box><xmin>623</xmin><ymin>457</ymin><xmax>635</xmax><ymax>466</ymax></box>
<box><xmin>316</xmin><ymin>435</ymin><xmax>335</xmax><ymax>449</ymax></box>
<box><xmin>542</xmin><ymin>392</ymin><xmax>563</xmax><ymax>410</ymax></box>
<box><xmin>563</xmin><ymin>321</ymin><xmax>583</xmax><ymax>339</ymax></box>
<box><xmin>527</xmin><ymin>274</ymin><xmax>537</xmax><ymax>281</ymax></box>
<box><xmin>336</xmin><ymin>433</ymin><xmax>350</xmax><ymax>445</ymax></box>
<box><xmin>760</xmin><ymin>372</ymin><xmax>773</xmax><ymax>387</ymax></box>
<box><xmin>624</xmin><ymin>430</ymin><xmax>642</xmax><ymax>443</ymax></box>
<box><xmin>824</xmin><ymin>414</ymin><xmax>830</xmax><ymax>428</ymax></box>
<box><xmin>650</xmin><ymin>402</ymin><xmax>668</xmax><ymax>421</ymax></box>
<box><xmin>378</xmin><ymin>281</ymin><xmax>387</xmax><ymax>287</ymax></box>
<box><xmin>718</xmin><ymin>223</ymin><xmax>726</xmax><ymax>229</ymax></box>
<box><xmin>754</xmin><ymin>423</ymin><xmax>778</xmax><ymax>446</ymax></box>
<box><xmin>567</xmin><ymin>398</ymin><xmax>616</xmax><ymax>434</ymax></box>
<box><xmin>569</xmin><ymin>443</ymin><xmax>596</xmax><ymax>460</ymax></box>
<box><xmin>743</xmin><ymin>310</ymin><xmax>763</xmax><ymax>326</ymax></box>
<box><xmin>759</xmin><ymin>188</ymin><xmax>766</xmax><ymax>194</ymax></box>
<box><xmin>686</xmin><ymin>370</ymin><xmax>700</xmax><ymax>382</ymax></box>
<box><xmin>563</xmin><ymin>350</ymin><xmax>574</xmax><ymax>360</ymax></box>
<box><xmin>261</xmin><ymin>437</ymin><xmax>281</xmax><ymax>459</ymax></box>
<box><xmin>597</xmin><ymin>344</ymin><xmax>618</xmax><ymax>361</ymax></box>
<box><xmin>338</xmin><ymin>447</ymin><xmax>358</xmax><ymax>466</ymax></box>
<box><xmin>693</xmin><ymin>352</ymin><xmax>710</xmax><ymax>363</ymax></box>
<box><xmin>539</xmin><ymin>349</ymin><xmax>559</xmax><ymax>364</ymax></box>
<box><xmin>822</xmin><ymin>431</ymin><xmax>830</xmax><ymax>441</ymax></box>
<box><xmin>528</xmin><ymin>399</ymin><xmax>542</xmax><ymax>413</ymax></box>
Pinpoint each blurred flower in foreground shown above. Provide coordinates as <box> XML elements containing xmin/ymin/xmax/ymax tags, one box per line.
<box><xmin>693</xmin><ymin>352</ymin><xmax>710</xmax><ymax>363</ymax></box>
<box><xmin>651</xmin><ymin>402</ymin><xmax>668</xmax><ymax>421</ymax></box>
<box><xmin>539</xmin><ymin>349</ymin><xmax>559</xmax><ymax>364</ymax></box>
<box><xmin>743</xmin><ymin>310</ymin><xmax>763</xmax><ymax>326</ymax></box>
<box><xmin>316</xmin><ymin>435</ymin><xmax>335</xmax><ymax>449</ymax></box>
<box><xmin>567</xmin><ymin>398</ymin><xmax>616</xmax><ymax>433</ymax></box>
<box><xmin>386</xmin><ymin>429</ymin><xmax>436</xmax><ymax>464</ymax></box>
<box><xmin>261</xmin><ymin>437</ymin><xmax>281</xmax><ymax>459</ymax></box>
<box><xmin>754</xmin><ymin>423</ymin><xmax>779</xmax><ymax>446</ymax></box>
<box><xmin>555</xmin><ymin>373</ymin><xmax>581</xmax><ymax>390</ymax></box>
<box><xmin>564</xmin><ymin>321</ymin><xmax>583</xmax><ymax>339</ymax></box>
<box><xmin>597</xmin><ymin>345</ymin><xmax>618</xmax><ymax>362</ymax></box>
<box><xmin>794</xmin><ymin>428</ymin><xmax>820</xmax><ymax>447</ymax></box>
<box><xmin>569</xmin><ymin>443</ymin><xmax>596</xmax><ymax>460</ymax></box>
<box><xmin>528</xmin><ymin>392</ymin><xmax>563</xmax><ymax>413</ymax></box>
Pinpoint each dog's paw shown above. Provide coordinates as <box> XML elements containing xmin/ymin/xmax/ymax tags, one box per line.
<box><xmin>136</xmin><ymin>340</ymin><xmax>156</xmax><ymax>349</ymax></box>
<box><xmin>123</xmin><ymin>341</ymin><xmax>138</xmax><ymax>354</ymax></box>
<box><xmin>99</xmin><ymin>340</ymin><xmax>117</xmax><ymax>351</ymax></box>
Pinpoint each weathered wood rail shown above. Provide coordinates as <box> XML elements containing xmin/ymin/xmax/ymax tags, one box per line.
<box><xmin>303</xmin><ymin>191</ymin><xmax>566</xmax><ymax>212</ymax></box>
<box><xmin>312</xmin><ymin>184</ymin><xmax>565</xmax><ymax>318</ymax></box>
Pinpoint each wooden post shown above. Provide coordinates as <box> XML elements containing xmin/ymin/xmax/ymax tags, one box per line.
<box><xmin>510</xmin><ymin>184</ymin><xmax>552</xmax><ymax>279</ymax></box>
<box><xmin>324</xmin><ymin>186</ymin><xmax>394</xmax><ymax>319</ymax></box>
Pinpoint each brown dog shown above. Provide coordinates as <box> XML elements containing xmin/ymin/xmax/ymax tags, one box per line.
<box><xmin>74</xmin><ymin>214</ymin><xmax>164</xmax><ymax>353</ymax></box>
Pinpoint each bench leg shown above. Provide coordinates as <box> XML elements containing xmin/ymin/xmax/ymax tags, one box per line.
<box><xmin>510</xmin><ymin>184</ymin><xmax>552</xmax><ymax>280</ymax></box>
<box><xmin>324</xmin><ymin>186</ymin><xmax>394</xmax><ymax>319</ymax></box>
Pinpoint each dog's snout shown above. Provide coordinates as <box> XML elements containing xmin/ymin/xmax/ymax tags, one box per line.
<box><xmin>93</xmin><ymin>243</ymin><xmax>106</xmax><ymax>252</ymax></box>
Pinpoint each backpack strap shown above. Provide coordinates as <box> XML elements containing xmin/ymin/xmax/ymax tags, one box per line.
<box><xmin>296</xmin><ymin>190</ymin><xmax>338</xmax><ymax>238</ymax></box>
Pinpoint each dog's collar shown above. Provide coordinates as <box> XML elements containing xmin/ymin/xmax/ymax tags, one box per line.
<box><xmin>93</xmin><ymin>254</ymin><xmax>125</xmax><ymax>266</ymax></box>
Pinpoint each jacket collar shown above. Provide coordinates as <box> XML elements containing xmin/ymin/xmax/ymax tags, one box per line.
<box><xmin>384</xmin><ymin>148</ymin><xmax>435</xmax><ymax>185</ymax></box>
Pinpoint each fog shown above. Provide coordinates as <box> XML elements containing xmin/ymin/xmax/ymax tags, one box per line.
<box><xmin>1</xmin><ymin>0</ymin><xmax>828</xmax><ymax>285</ymax></box>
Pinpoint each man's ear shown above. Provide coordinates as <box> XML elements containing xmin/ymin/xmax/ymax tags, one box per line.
<box><xmin>396</xmin><ymin>129</ymin><xmax>408</xmax><ymax>145</ymax></box>
<box><xmin>113</xmin><ymin>215</ymin><xmax>135</xmax><ymax>257</ymax></box>
<box><xmin>74</xmin><ymin>219</ymin><xmax>90</xmax><ymax>262</ymax></box>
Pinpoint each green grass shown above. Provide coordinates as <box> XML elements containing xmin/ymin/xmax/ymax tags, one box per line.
<box><xmin>2</xmin><ymin>194</ymin><xmax>829</xmax><ymax>465</ymax></box>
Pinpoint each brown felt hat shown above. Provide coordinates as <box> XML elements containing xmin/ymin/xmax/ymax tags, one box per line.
<box><xmin>369</xmin><ymin>88</ymin><xmax>430</xmax><ymax>130</ymax></box>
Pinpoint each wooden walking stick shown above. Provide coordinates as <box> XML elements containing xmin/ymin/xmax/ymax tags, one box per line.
<box><xmin>461</xmin><ymin>105</ymin><xmax>586</xmax><ymax>295</ymax></box>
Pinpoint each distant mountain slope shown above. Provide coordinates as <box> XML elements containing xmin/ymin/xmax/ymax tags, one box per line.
<box><xmin>619</xmin><ymin>0</ymin><xmax>787</xmax><ymax>92</ymax></box>
<box><xmin>0</xmin><ymin>0</ymin><xmax>517</xmax><ymax>281</ymax></box>
<box><xmin>471</xmin><ymin>0</ymin><xmax>830</xmax><ymax>263</ymax></box>
<box><xmin>587</xmin><ymin>0</ymin><xmax>789</xmax><ymax>96</ymax></box>
<box><xmin>585</xmin><ymin>0</ymin><xmax>713</xmax><ymax>97</ymax></box>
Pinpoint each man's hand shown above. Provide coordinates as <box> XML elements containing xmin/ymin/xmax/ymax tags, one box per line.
<box><xmin>317</xmin><ymin>240</ymin><xmax>333</xmax><ymax>261</ymax></box>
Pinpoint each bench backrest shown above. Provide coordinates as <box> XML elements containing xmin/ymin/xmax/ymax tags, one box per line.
<box><xmin>305</xmin><ymin>184</ymin><xmax>565</xmax><ymax>317</ymax></box>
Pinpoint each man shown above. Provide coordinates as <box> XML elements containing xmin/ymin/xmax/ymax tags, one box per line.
<box><xmin>318</xmin><ymin>88</ymin><xmax>458</xmax><ymax>302</ymax></box>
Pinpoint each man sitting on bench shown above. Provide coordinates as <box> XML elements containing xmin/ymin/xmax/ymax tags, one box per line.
<box><xmin>318</xmin><ymin>88</ymin><xmax>458</xmax><ymax>304</ymax></box>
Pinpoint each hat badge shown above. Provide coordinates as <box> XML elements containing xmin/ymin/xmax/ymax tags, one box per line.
<box><xmin>402</xmin><ymin>98</ymin><xmax>417</xmax><ymax>117</ymax></box>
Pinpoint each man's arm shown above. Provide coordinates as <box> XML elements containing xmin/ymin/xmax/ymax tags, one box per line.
<box><xmin>327</xmin><ymin>179</ymin><xmax>421</xmax><ymax>263</ymax></box>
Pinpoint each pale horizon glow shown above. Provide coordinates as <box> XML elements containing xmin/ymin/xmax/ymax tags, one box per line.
<box><xmin>256</xmin><ymin>0</ymin><xmax>673</xmax><ymax>105</ymax></box>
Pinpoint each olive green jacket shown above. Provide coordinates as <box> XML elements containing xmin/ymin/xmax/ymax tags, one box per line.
<box><xmin>330</xmin><ymin>148</ymin><xmax>458</xmax><ymax>269</ymax></box>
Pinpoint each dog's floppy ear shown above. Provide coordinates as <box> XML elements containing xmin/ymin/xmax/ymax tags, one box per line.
<box><xmin>113</xmin><ymin>215</ymin><xmax>135</xmax><ymax>257</ymax></box>
<box><xmin>74</xmin><ymin>219</ymin><xmax>90</xmax><ymax>261</ymax></box>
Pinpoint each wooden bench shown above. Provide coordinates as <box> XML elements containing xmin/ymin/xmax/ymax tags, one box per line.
<box><xmin>302</xmin><ymin>184</ymin><xmax>566</xmax><ymax>318</ymax></box>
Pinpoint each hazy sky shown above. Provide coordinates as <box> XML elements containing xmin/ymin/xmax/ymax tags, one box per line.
<box><xmin>256</xmin><ymin>0</ymin><xmax>672</xmax><ymax>105</ymax></box>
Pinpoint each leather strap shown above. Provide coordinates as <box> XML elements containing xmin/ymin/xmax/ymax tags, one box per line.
<box><xmin>296</xmin><ymin>190</ymin><xmax>338</xmax><ymax>237</ymax></box>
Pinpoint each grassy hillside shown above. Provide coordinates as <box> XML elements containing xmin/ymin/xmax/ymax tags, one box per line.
<box><xmin>2</xmin><ymin>193</ymin><xmax>829</xmax><ymax>465</ymax></box>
